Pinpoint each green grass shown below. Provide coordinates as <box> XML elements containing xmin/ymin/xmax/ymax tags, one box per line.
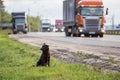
<box><xmin>0</xmin><ymin>30</ymin><xmax>120</xmax><ymax>80</ymax></box>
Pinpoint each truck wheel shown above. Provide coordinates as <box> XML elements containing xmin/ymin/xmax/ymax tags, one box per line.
<box><xmin>23</xmin><ymin>31</ymin><xmax>27</xmax><ymax>34</ymax></box>
<box><xmin>68</xmin><ymin>33</ymin><xmax>71</xmax><ymax>36</ymax></box>
<box><xmin>73</xmin><ymin>33</ymin><xmax>77</xmax><ymax>37</ymax></box>
<box><xmin>78</xmin><ymin>34</ymin><xmax>81</xmax><ymax>37</ymax></box>
<box><xmin>65</xmin><ymin>32</ymin><xmax>71</xmax><ymax>37</ymax></box>
<box><xmin>91</xmin><ymin>34</ymin><xmax>98</xmax><ymax>37</ymax></box>
<box><xmin>99</xmin><ymin>34</ymin><xmax>103</xmax><ymax>38</ymax></box>
<box><xmin>13</xmin><ymin>31</ymin><xmax>17</xmax><ymax>34</ymax></box>
<box><xmin>85</xmin><ymin>34</ymin><xmax>90</xmax><ymax>37</ymax></box>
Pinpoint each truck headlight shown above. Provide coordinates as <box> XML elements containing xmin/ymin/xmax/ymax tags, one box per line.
<box><xmin>80</xmin><ymin>29</ymin><xmax>83</xmax><ymax>32</ymax></box>
<box><xmin>55</xmin><ymin>29</ymin><xmax>58</xmax><ymax>31</ymax></box>
<box><xmin>102</xmin><ymin>30</ymin><xmax>105</xmax><ymax>33</ymax></box>
<box><xmin>101</xmin><ymin>28</ymin><xmax>105</xmax><ymax>33</ymax></box>
<box><xmin>78</xmin><ymin>27</ymin><xmax>83</xmax><ymax>32</ymax></box>
<box><xmin>47</xmin><ymin>28</ymin><xmax>50</xmax><ymax>31</ymax></box>
<box><xmin>61</xmin><ymin>28</ymin><xmax>64</xmax><ymax>32</ymax></box>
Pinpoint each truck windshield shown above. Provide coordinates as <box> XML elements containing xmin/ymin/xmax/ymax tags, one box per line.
<box><xmin>42</xmin><ymin>23</ymin><xmax>50</xmax><ymax>28</ymax></box>
<box><xmin>15</xmin><ymin>19</ymin><xmax>25</xmax><ymax>23</ymax></box>
<box><xmin>81</xmin><ymin>8</ymin><xmax>103</xmax><ymax>16</ymax></box>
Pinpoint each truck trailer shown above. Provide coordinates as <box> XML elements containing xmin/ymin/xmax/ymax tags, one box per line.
<box><xmin>63</xmin><ymin>0</ymin><xmax>107</xmax><ymax>37</ymax></box>
<box><xmin>11</xmin><ymin>12</ymin><xmax>27</xmax><ymax>34</ymax></box>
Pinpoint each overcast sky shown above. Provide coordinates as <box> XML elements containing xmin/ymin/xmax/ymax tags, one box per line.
<box><xmin>3</xmin><ymin>0</ymin><xmax>120</xmax><ymax>24</ymax></box>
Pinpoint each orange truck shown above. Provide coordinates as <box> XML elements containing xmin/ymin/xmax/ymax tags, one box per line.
<box><xmin>63</xmin><ymin>0</ymin><xmax>108</xmax><ymax>37</ymax></box>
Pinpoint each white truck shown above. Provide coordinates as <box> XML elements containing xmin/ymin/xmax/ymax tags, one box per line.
<box><xmin>41</xmin><ymin>19</ymin><xmax>51</xmax><ymax>32</ymax></box>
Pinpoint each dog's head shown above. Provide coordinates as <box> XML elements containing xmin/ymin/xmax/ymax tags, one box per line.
<box><xmin>40</xmin><ymin>43</ymin><xmax>49</xmax><ymax>51</ymax></box>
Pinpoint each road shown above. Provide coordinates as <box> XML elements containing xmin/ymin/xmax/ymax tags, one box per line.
<box><xmin>28</xmin><ymin>32</ymin><xmax>120</xmax><ymax>48</ymax></box>
<box><xmin>9</xmin><ymin>32</ymin><xmax>120</xmax><ymax>72</ymax></box>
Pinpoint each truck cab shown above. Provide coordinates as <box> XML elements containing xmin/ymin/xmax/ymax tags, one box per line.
<box><xmin>76</xmin><ymin>0</ymin><xmax>105</xmax><ymax>37</ymax></box>
<box><xmin>63</xmin><ymin>0</ymin><xmax>106</xmax><ymax>37</ymax></box>
<box><xmin>12</xmin><ymin>12</ymin><xmax>27</xmax><ymax>34</ymax></box>
<box><xmin>42</xmin><ymin>19</ymin><xmax>51</xmax><ymax>32</ymax></box>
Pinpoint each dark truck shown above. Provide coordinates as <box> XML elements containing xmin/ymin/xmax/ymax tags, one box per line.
<box><xmin>11</xmin><ymin>12</ymin><xmax>27</xmax><ymax>34</ymax></box>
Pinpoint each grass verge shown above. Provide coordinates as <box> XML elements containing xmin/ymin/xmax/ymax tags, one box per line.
<box><xmin>0</xmin><ymin>30</ymin><xmax>120</xmax><ymax>80</ymax></box>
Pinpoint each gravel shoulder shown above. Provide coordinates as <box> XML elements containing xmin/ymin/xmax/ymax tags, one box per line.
<box><xmin>9</xmin><ymin>34</ymin><xmax>120</xmax><ymax>72</ymax></box>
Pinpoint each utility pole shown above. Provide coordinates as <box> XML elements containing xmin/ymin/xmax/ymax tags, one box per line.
<box><xmin>28</xmin><ymin>8</ymin><xmax>31</xmax><ymax>32</ymax></box>
<box><xmin>112</xmin><ymin>14</ymin><xmax>115</xmax><ymax>30</ymax></box>
<box><xmin>37</xmin><ymin>12</ymin><xmax>40</xmax><ymax>32</ymax></box>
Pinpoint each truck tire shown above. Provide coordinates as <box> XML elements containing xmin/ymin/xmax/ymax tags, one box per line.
<box><xmin>73</xmin><ymin>33</ymin><xmax>77</xmax><ymax>37</ymax></box>
<box><xmin>23</xmin><ymin>31</ymin><xmax>27</xmax><ymax>34</ymax></box>
<box><xmin>65</xmin><ymin>32</ymin><xmax>71</xmax><ymax>37</ymax></box>
<box><xmin>68</xmin><ymin>32</ymin><xmax>71</xmax><ymax>37</ymax></box>
<box><xmin>91</xmin><ymin>34</ymin><xmax>98</xmax><ymax>37</ymax></box>
<box><xmin>65</xmin><ymin>27</ymin><xmax>71</xmax><ymax>37</ymax></box>
<box><xmin>85</xmin><ymin>34</ymin><xmax>90</xmax><ymax>37</ymax></box>
<box><xmin>78</xmin><ymin>33</ymin><xmax>81</xmax><ymax>37</ymax></box>
<box><xmin>13</xmin><ymin>31</ymin><xmax>17</xmax><ymax>34</ymax></box>
<box><xmin>99</xmin><ymin>34</ymin><xmax>103</xmax><ymax>38</ymax></box>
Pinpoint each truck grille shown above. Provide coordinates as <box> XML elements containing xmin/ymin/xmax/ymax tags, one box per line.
<box><xmin>85</xmin><ymin>19</ymin><xmax>99</xmax><ymax>32</ymax></box>
<box><xmin>17</xmin><ymin>25</ymin><xmax>24</xmax><ymax>31</ymax></box>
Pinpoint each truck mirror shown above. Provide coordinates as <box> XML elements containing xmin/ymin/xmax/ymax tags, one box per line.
<box><xmin>106</xmin><ymin>8</ymin><xmax>109</xmax><ymax>15</ymax></box>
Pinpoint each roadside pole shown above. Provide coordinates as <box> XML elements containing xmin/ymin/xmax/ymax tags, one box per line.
<box><xmin>112</xmin><ymin>14</ymin><xmax>115</xmax><ymax>30</ymax></box>
<box><xmin>37</xmin><ymin>12</ymin><xmax>40</xmax><ymax>32</ymax></box>
<box><xmin>28</xmin><ymin>8</ymin><xmax>31</xmax><ymax>32</ymax></box>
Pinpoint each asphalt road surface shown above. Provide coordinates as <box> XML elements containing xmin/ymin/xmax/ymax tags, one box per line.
<box><xmin>28</xmin><ymin>32</ymin><xmax>120</xmax><ymax>48</ymax></box>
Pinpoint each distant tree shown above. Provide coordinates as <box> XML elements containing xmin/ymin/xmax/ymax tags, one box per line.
<box><xmin>0</xmin><ymin>0</ymin><xmax>4</xmax><ymax>13</ymax></box>
<box><xmin>2</xmin><ymin>11</ymin><xmax>11</xmax><ymax>23</ymax></box>
<box><xmin>0</xmin><ymin>0</ymin><xmax>5</xmax><ymax>23</ymax></box>
<box><xmin>28</xmin><ymin>16</ymin><xmax>42</xmax><ymax>32</ymax></box>
<box><xmin>0</xmin><ymin>0</ymin><xmax>11</xmax><ymax>23</ymax></box>
<box><xmin>0</xmin><ymin>0</ymin><xmax>4</xmax><ymax>7</ymax></box>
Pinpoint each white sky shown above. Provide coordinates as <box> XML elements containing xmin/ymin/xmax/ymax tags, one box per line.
<box><xmin>3</xmin><ymin>0</ymin><xmax>120</xmax><ymax>24</ymax></box>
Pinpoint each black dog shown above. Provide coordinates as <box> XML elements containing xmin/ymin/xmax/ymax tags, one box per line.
<box><xmin>36</xmin><ymin>43</ymin><xmax>50</xmax><ymax>66</ymax></box>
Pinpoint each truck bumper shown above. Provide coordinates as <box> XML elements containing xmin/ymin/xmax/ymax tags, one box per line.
<box><xmin>79</xmin><ymin>29</ymin><xmax>105</xmax><ymax>35</ymax></box>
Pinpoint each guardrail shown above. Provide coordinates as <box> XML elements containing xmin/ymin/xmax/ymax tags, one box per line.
<box><xmin>0</xmin><ymin>23</ymin><xmax>12</xmax><ymax>29</ymax></box>
<box><xmin>106</xmin><ymin>30</ymin><xmax>120</xmax><ymax>35</ymax></box>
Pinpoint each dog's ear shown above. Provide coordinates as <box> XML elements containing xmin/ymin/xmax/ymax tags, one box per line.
<box><xmin>40</xmin><ymin>43</ymin><xmax>49</xmax><ymax>51</ymax></box>
<box><xmin>43</xmin><ymin>43</ymin><xmax>46</xmax><ymax>46</ymax></box>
